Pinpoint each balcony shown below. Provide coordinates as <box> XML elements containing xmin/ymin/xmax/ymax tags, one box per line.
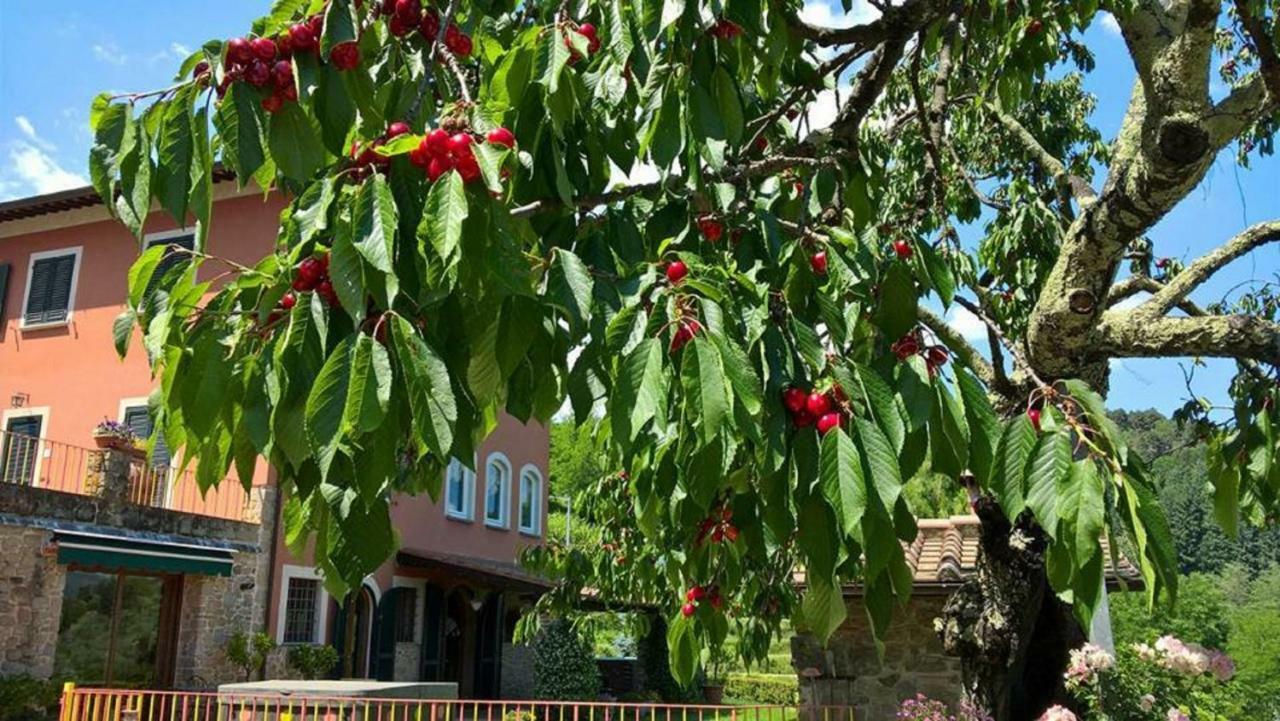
<box><xmin>0</xmin><ymin>428</ymin><xmax>259</xmax><ymax>524</ymax></box>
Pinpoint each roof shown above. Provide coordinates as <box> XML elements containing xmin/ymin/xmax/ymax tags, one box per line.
<box><xmin>0</xmin><ymin>168</ymin><xmax>237</xmax><ymax>224</ymax></box>
<box><xmin>797</xmin><ymin>514</ymin><xmax>1144</xmax><ymax>596</ymax></box>
<box><xmin>396</xmin><ymin>547</ymin><xmax>553</xmax><ymax>594</ymax></box>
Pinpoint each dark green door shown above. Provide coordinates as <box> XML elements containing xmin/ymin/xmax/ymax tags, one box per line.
<box><xmin>419</xmin><ymin>584</ymin><xmax>446</xmax><ymax>681</ymax></box>
<box><xmin>473</xmin><ymin>593</ymin><xmax>504</xmax><ymax>697</ymax></box>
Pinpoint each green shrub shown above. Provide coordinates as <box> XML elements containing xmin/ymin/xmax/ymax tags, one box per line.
<box><xmin>0</xmin><ymin>675</ymin><xmax>59</xmax><ymax>721</ymax></box>
<box><xmin>724</xmin><ymin>673</ymin><xmax>798</xmax><ymax>705</ymax></box>
<box><xmin>224</xmin><ymin>632</ymin><xmax>276</xmax><ymax>682</ymax></box>
<box><xmin>286</xmin><ymin>644</ymin><xmax>339</xmax><ymax>680</ymax></box>
<box><xmin>534</xmin><ymin>619</ymin><xmax>602</xmax><ymax>701</ymax></box>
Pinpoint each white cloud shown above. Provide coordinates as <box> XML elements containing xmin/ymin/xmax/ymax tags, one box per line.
<box><xmin>803</xmin><ymin>83</ymin><xmax>852</xmax><ymax>134</ymax></box>
<box><xmin>171</xmin><ymin>42</ymin><xmax>192</xmax><ymax>58</ymax></box>
<box><xmin>798</xmin><ymin>0</ymin><xmax>879</xmax><ymax>28</ymax></box>
<box><xmin>944</xmin><ymin>304</ymin><xmax>989</xmax><ymax>342</ymax></box>
<box><xmin>3</xmin><ymin>143</ymin><xmax>88</xmax><ymax>198</ymax></box>
<box><xmin>92</xmin><ymin>42</ymin><xmax>128</xmax><ymax>66</ymax></box>
<box><xmin>1098</xmin><ymin>12</ymin><xmax>1121</xmax><ymax>37</ymax></box>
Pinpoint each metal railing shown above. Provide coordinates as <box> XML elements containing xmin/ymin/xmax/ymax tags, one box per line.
<box><xmin>0</xmin><ymin>429</ymin><xmax>256</xmax><ymax>523</ymax></box>
<box><xmin>58</xmin><ymin>688</ymin><xmax>854</xmax><ymax>721</ymax></box>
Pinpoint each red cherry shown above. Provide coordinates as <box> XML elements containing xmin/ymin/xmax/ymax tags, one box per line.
<box><xmin>456</xmin><ymin>153</ymin><xmax>481</xmax><ymax>183</ymax></box>
<box><xmin>1027</xmin><ymin>19</ymin><xmax>1043</xmax><ymax>36</ymax></box>
<box><xmin>316</xmin><ymin>279</ymin><xmax>338</xmax><ymax>306</ymax></box>
<box><xmin>419</xmin><ymin>11</ymin><xmax>441</xmax><ymax>39</ymax></box>
<box><xmin>329</xmin><ymin>42</ymin><xmax>361</xmax><ymax>71</ymax></box>
<box><xmin>697</xmin><ymin>217</ymin><xmax>723</xmax><ymax>242</ymax></box>
<box><xmin>389</xmin><ymin>14</ymin><xmax>415</xmax><ymax>37</ymax></box>
<box><xmin>927</xmin><ymin>346</ymin><xmax>949</xmax><ymax>367</ymax></box>
<box><xmin>427</xmin><ymin>155</ymin><xmax>454</xmax><ymax>181</ymax></box>
<box><xmin>273</xmin><ymin>60</ymin><xmax>294</xmax><ymax>89</ymax></box>
<box><xmin>424</xmin><ymin>128</ymin><xmax>451</xmax><ymax>157</ymax></box>
<box><xmin>447</xmin><ymin>132</ymin><xmax>474</xmax><ymax>158</ymax></box>
<box><xmin>386</xmin><ymin>121</ymin><xmax>412</xmax><ymax>139</ymax></box>
<box><xmin>782</xmin><ymin>387</ymin><xmax>807</xmax><ymax>414</ymax></box>
<box><xmin>816</xmin><ymin>412</ymin><xmax>842</xmax><ymax>435</ymax></box>
<box><xmin>709</xmin><ymin>591</ymin><xmax>724</xmax><ymax>611</ymax></box>
<box><xmin>805</xmin><ymin>392</ymin><xmax>831</xmax><ymax>417</ymax></box>
<box><xmin>252</xmin><ymin>37</ymin><xmax>278</xmax><ymax>61</ymax></box>
<box><xmin>394</xmin><ymin>0</ymin><xmax>421</xmax><ymax>22</ymax></box>
<box><xmin>409</xmin><ymin>142</ymin><xmax>431</xmax><ymax>168</ymax></box>
<box><xmin>288</xmin><ymin>24</ymin><xmax>316</xmax><ymax>51</ymax></box>
<box><xmin>486</xmin><ymin>127</ymin><xmax>516</xmax><ymax>148</ymax></box>
<box><xmin>681</xmin><ymin>603</ymin><xmax>696</xmax><ymax>618</ymax></box>
<box><xmin>577</xmin><ymin>23</ymin><xmax>601</xmax><ymax>53</ymax></box>
<box><xmin>1027</xmin><ymin>408</ymin><xmax>1042</xmax><ymax>432</ymax></box>
<box><xmin>261</xmin><ymin>94</ymin><xmax>284</xmax><ymax>113</ymax></box>
<box><xmin>1155</xmin><ymin>258</ymin><xmax>1170</xmax><ymax>269</ymax></box>
<box><xmin>893</xmin><ymin>239</ymin><xmax>913</xmax><ymax>259</ymax></box>
<box><xmin>280</xmin><ymin>292</ymin><xmax>297</xmax><ymax>310</ymax></box>
<box><xmin>754</xmin><ymin>136</ymin><xmax>769</xmax><ymax>152</ymax></box>
<box><xmin>308</xmin><ymin>14</ymin><xmax>323</xmax><ymax>35</ymax></box>
<box><xmin>454</xmin><ymin>33</ymin><xmax>473</xmax><ymax>57</ymax></box>
<box><xmin>192</xmin><ymin>61</ymin><xmax>210</xmax><ymax>79</ymax></box>
<box><xmin>226</xmin><ymin>37</ymin><xmax>253</xmax><ymax>65</ymax></box>
<box><xmin>298</xmin><ymin>257</ymin><xmax>325</xmax><ymax>285</ymax></box>
<box><xmin>810</xmin><ymin>251</ymin><xmax>828</xmax><ymax>275</ymax></box>
<box><xmin>245</xmin><ymin>60</ymin><xmax>272</xmax><ymax>87</ymax></box>
<box><xmin>792</xmin><ymin>410</ymin><xmax>814</xmax><ymax>428</ymax></box>
<box><xmin>665</xmin><ymin>260</ymin><xmax>688</xmax><ymax>285</ymax></box>
<box><xmin>316</xmin><ymin>252</ymin><xmax>330</xmax><ymax>272</ymax></box>
<box><xmin>291</xmin><ymin>276</ymin><xmax>312</xmax><ymax>292</ymax></box>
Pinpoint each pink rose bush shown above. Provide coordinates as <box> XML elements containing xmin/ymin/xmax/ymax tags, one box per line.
<box><xmin>895</xmin><ymin>694</ymin><xmax>993</xmax><ymax>721</ymax></box>
<box><xmin>1037</xmin><ymin>705</ymin><xmax>1078</xmax><ymax>721</ymax></box>
<box><xmin>1059</xmin><ymin>636</ymin><xmax>1237</xmax><ymax>720</ymax></box>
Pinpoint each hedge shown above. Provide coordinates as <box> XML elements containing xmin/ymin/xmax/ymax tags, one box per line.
<box><xmin>723</xmin><ymin>673</ymin><xmax>799</xmax><ymax>705</ymax></box>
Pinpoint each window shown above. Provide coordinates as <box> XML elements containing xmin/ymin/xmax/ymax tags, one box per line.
<box><xmin>53</xmin><ymin>570</ymin><xmax>179</xmax><ymax>687</ymax></box>
<box><xmin>484</xmin><ymin>453</ymin><xmax>511</xmax><ymax>528</ymax></box>
<box><xmin>21</xmin><ymin>247</ymin><xmax>81</xmax><ymax>328</ymax></box>
<box><xmin>518</xmin><ymin>465</ymin><xmax>542</xmax><ymax>535</ymax></box>
<box><xmin>120</xmin><ymin>402</ymin><xmax>171</xmax><ymax>469</ymax></box>
<box><xmin>444</xmin><ymin>458</ymin><xmax>475</xmax><ymax>520</ymax></box>
<box><xmin>283</xmin><ymin>577</ymin><xmax>321</xmax><ymax>644</ymax></box>
<box><xmin>395</xmin><ymin>587</ymin><xmax>418</xmax><ymax>643</ymax></box>
<box><xmin>143</xmin><ymin>232</ymin><xmax>195</xmax><ymax>301</ymax></box>
<box><xmin>2</xmin><ymin>413</ymin><xmax>43</xmax><ymax>486</ymax></box>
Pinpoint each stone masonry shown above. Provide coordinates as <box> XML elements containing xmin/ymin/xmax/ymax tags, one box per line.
<box><xmin>791</xmin><ymin>595</ymin><xmax>962</xmax><ymax>720</ymax></box>
<box><xmin>0</xmin><ymin>525</ymin><xmax>66</xmax><ymax>679</ymax></box>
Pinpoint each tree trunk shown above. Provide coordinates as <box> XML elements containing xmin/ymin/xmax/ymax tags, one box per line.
<box><xmin>938</xmin><ymin>497</ymin><xmax>1086</xmax><ymax>721</ymax></box>
<box><xmin>343</xmin><ymin>593</ymin><xmax>358</xmax><ymax>678</ymax></box>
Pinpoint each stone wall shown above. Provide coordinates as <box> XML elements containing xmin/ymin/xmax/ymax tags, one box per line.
<box><xmin>791</xmin><ymin>595</ymin><xmax>961</xmax><ymax>720</ymax></box>
<box><xmin>0</xmin><ymin>525</ymin><xmax>65</xmax><ymax>678</ymax></box>
<box><xmin>500</xmin><ymin>641</ymin><xmax>536</xmax><ymax>699</ymax></box>
<box><xmin>395</xmin><ymin>642</ymin><xmax>421</xmax><ymax>682</ymax></box>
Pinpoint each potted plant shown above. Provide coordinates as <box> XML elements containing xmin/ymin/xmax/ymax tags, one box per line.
<box><xmin>91</xmin><ymin>419</ymin><xmax>138</xmax><ymax>451</ymax></box>
<box><xmin>702</xmin><ymin>648</ymin><xmax>729</xmax><ymax>704</ymax></box>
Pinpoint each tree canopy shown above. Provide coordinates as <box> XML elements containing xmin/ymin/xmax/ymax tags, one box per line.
<box><xmin>92</xmin><ymin>0</ymin><xmax>1280</xmax><ymax>716</ymax></box>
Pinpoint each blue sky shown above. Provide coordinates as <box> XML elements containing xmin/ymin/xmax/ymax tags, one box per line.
<box><xmin>1</xmin><ymin>2</ymin><xmax>1275</xmax><ymax>416</ymax></box>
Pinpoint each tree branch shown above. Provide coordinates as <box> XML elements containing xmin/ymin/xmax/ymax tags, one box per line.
<box><xmin>1138</xmin><ymin>220</ymin><xmax>1280</xmax><ymax>317</ymax></box>
<box><xmin>988</xmin><ymin>102</ymin><xmax>1096</xmax><ymax>208</ymax></box>
<box><xmin>1233</xmin><ymin>0</ymin><xmax>1280</xmax><ymax>104</ymax></box>
<box><xmin>918</xmin><ymin>305</ymin><xmax>1004</xmax><ymax>393</ymax></box>
<box><xmin>1094</xmin><ymin>313</ymin><xmax>1280</xmax><ymax>364</ymax></box>
<box><xmin>787</xmin><ymin>0</ymin><xmax>945</xmax><ymax>48</ymax></box>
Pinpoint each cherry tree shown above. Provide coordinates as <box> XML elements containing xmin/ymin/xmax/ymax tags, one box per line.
<box><xmin>93</xmin><ymin>0</ymin><xmax>1279</xmax><ymax>717</ymax></box>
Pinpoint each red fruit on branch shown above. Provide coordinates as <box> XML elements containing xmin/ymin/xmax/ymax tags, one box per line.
<box><xmin>192</xmin><ymin>61</ymin><xmax>210</xmax><ymax>79</ymax></box>
<box><xmin>486</xmin><ymin>127</ymin><xmax>516</xmax><ymax>148</ymax></box>
<box><xmin>782</xmin><ymin>387</ymin><xmax>807</xmax><ymax>414</ymax></box>
<box><xmin>288</xmin><ymin>23</ymin><xmax>316</xmax><ymax>52</ymax></box>
<box><xmin>681</xmin><ymin>602</ymin><xmax>696</xmax><ymax>618</ymax></box>
<box><xmin>456</xmin><ymin>154</ymin><xmax>481</xmax><ymax>183</ymax></box>
<box><xmin>330</xmin><ymin>42</ymin><xmax>361</xmax><ymax>71</ymax></box>
<box><xmin>893</xmin><ymin>239</ymin><xmax>913</xmax><ymax>259</ymax></box>
<box><xmin>409</xmin><ymin>142</ymin><xmax>430</xmax><ymax>168</ymax></box>
<box><xmin>696</xmin><ymin>216</ymin><xmax>723</xmax><ymax>242</ymax></box>
<box><xmin>576</xmin><ymin>23</ymin><xmax>602</xmax><ymax>53</ymax></box>
<box><xmin>687</xmin><ymin>586</ymin><xmax>706</xmax><ymax>602</ymax></box>
<box><xmin>297</xmin><ymin>256</ymin><xmax>325</xmax><ymax>287</ymax></box>
<box><xmin>251</xmin><ymin>37</ymin><xmax>278</xmax><ymax>61</ymax></box>
<box><xmin>708</xmin><ymin>589</ymin><xmax>724</xmax><ymax>610</ymax></box>
<box><xmin>891</xmin><ymin>332</ymin><xmax>920</xmax><ymax>360</ymax></box>
<box><xmin>245</xmin><ymin>60</ymin><xmax>272</xmax><ymax>87</ymax></box>
<box><xmin>419</xmin><ymin>11</ymin><xmax>441</xmax><ymax>39</ymax></box>
<box><xmin>427</xmin><ymin>155</ymin><xmax>454</xmax><ymax>182</ymax></box>
<box><xmin>394</xmin><ymin>0</ymin><xmax>421</xmax><ymax>23</ymax></box>
<box><xmin>669</xmin><ymin>319</ymin><xmax>702</xmax><ymax>353</ymax></box>
<box><xmin>261</xmin><ymin>94</ymin><xmax>284</xmax><ymax>113</ymax></box>
<box><xmin>389</xmin><ymin>14</ymin><xmax>415</xmax><ymax>37</ymax></box>
<box><xmin>272</xmin><ymin>60</ymin><xmax>295</xmax><ymax>89</ymax></box>
<box><xmin>810</xmin><ymin>251</ymin><xmax>828</xmax><ymax>275</ymax></box>
<box><xmin>792</xmin><ymin>410</ymin><xmax>814</xmax><ymax>428</ymax></box>
<box><xmin>754</xmin><ymin>136</ymin><xmax>768</xmax><ymax>152</ymax></box>
<box><xmin>386</xmin><ymin>121</ymin><xmax>412</xmax><ymax>138</ymax></box>
<box><xmin>226</xmin><ymin>37</ymin><xmax>253</xmax><ymax>65</ymax></box>
<box><xmin>424</xmin><ymin>128</ymin><xmax>451</xmax><ymax>157</ymax></box>
<box><xmin>280</xmin><ymin>292</ymin><xmax>297</xmax><ymax>310</ymax></box>
<box><xmin>665</xmin><ymin>260</ymin><xmax>688</xmax><ymax>285</ymax></box>
<box><xmin>816</xmin><ymin>412</ymin><xmax>842</xmax><ymax>435</ymax></box>
<box><xmin>1027</xmin><ymin>408</ymin><xmax>1042</xmax><ymax>432</ymax></box>
<box><xmin>805</xmin><ymin>392</ymin><xmax>831</xmax><ymax>417</ymax></box>
<box><xmin>1027</xmin><ymin>19</ymin><xmax>1043</xmax><ymax>36</ymax></box>
<box><xmin>316</xmin><ymin>279</ymin><xmax>338</xmax><ymax>306</ymax></box>
<box><xmin>448</xmin><ymin>132</ymin><xmax>475</xmax><ymax>157</ymax></box>
<box><xmin>926</xmin><ymin>346</ymin><xmax>949</xmax><ymax>367</ymax></box>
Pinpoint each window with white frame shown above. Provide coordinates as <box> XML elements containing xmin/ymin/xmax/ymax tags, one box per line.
<box><xmin>484</xmin><ymin>453</ymin><xmax>511</xmax><ymax>528</ymax></box>
<box><xmin>282</xmin><ymin>577</ymin><xmax>321</xmax><ymax>644</ymax></box>
<box><xmin>444</xmin><ymin>458</ymin><xmax>475</xmax><ymax>520</ymax></box>
<box><xmin>518</xmin><ymin>465</ymin><xmax>542</xmax><ymax>535</ymax></box>
<box><xmin>21</xmin><ymin>247</ymin><xmax>82</xmax><ymax>328</ymax></box>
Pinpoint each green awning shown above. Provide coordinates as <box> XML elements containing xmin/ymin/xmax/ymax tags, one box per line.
<box><xmin>54</xmin><ymin>531</ymin><xmax>234</xmax><ymax>576</ymax></box>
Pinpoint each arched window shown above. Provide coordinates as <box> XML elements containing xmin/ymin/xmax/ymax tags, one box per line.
<box><xmin>444</xmin><ymin>458</ymin><xmax>475</xmax><ymax>521</ymax></box>
<box><xmin>518</xmin><ymin>465</ymin><xmax>542</xmax><ymax>535</ymax></box>
<box><xmin>484</xmin><ymin>453</ymin><xmax>511</xmax><ymax>528</ymax></box>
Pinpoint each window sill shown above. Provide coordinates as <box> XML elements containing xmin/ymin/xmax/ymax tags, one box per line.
<box><xmin>518</xmin><ymin>528</ymin><xmax>542</xmax><ymax>538</ymax></box>
<box><xmin>484</xmin><ymin>519</ymin><xmax>509</xmax><ymax>530</ymax></box>
<box><xmin>19</xmin><ymin>318</ymin><xmax>71</xmax><ymax>332</ymax></box>
<box><xmin>445</xmin><ymin>513</ymin><xmax>474</xmax><ymax>524</ymax></box>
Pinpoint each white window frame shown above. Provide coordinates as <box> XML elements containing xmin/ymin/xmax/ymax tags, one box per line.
<box><xmin>143</xmin><ymin>228</ymin><xmax>196</xmax><ymax>249</ymax></box>
<box><xmin>483</xmin><ymin>452</ymin><xmax>512</xmax><ymax>529</ymax></box>
<box><xmin>20</xmin><ymin>246</ymin><xmax>83</xmax><ymax>330</ymax></box>
<box><xmin>1</xmin><ymin>406</ymin><xmax>50</xmax><ymax>487</ymax></box>
<box><xmin>518</xmin><ymin>464</ymin><xmax>543</xmax><ymax>536</ymax></box>
<box><xmin>444</xmin><ymin>457</ymin><xmax>476</xmax><ymax>522</ymax></box>
<box><xmin>391</xmin><ymin>576</ymin><xmax>428</xmax><ymax>644</ymax></box>
<box><xmin>277</xmin><ymin>564</ymin><xmax>330</xmax><ymax>646</ymax></box>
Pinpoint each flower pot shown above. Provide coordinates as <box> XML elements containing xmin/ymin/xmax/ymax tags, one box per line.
<box><xmin>702</xmin><ymin>683</ymin><xmax>725</xmax><ymax>705</ymax></box>
<box><xmin>93</xmin><ymin>434</ymin><xmax>133</xmax><ymax>452</ymax></box>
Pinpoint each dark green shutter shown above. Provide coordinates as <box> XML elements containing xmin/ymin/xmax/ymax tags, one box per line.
<box><xmin>474</xmin><ymin>593</ymin><xmax>504</xmax><ymax>697</ymax></box>
<box><xmin>0</xmin><ymin>262</ymin><xmax>10</xmax><ymax>324</ymax></box>
<box><xmin>419</xmin><ymin>584</ymin><xmax>445</xmax><ymax>681</ymax></box>
<box><xmin>123</xmin><ymin>405</ymin><xmax>170</xmax><ymax>468</ymax></box>
<box><xmin>2</xmin><ymin>415</ymin><xmax>42</xmax><ymax>485</ymax></box>
<box><xmin>24</xmin><ymin>254</ymin><xmax>76</xmax><ymax>325</ymax></box>
<box><xmin>373</xmin><ymin>587</ymin><xmax>405</xmax><ymax>681</ymax></box>
<box><xmin>145</xmin><ymin>235</ymin><xmax>195</xmax><ymax>301</ymax></box>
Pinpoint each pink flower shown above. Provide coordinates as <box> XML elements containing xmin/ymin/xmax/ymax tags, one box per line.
<box><xmin>1037</xmin><ymin>706</ymin><xmax>1077</xmax><ymax>721</ymax></box>
<box><xmin>1166</xmin><ymin>709</ymin><xmax>1190</xmax><ymax>721</ymax></box>
<box><xmin>1139</xmin><ymin>694</ymin><xmax>1156</xmax><ymax>712</ymax></box>
<box><xmin>1207</xmin><ymin>651</ymin><xmax>1235</xmax><ymax>682</ymax></box>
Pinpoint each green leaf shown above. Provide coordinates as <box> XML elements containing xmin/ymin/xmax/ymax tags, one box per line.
<box><xmin>329</xmin><ymin>219</ymin><xmax>367</xmax><ymax>323</ymax></box>
<box><xmin>1207</xmin><ymin>439</ymin><xmax>1241</xmax><ymax>539</ymax></box>
<box><xmin>711</xmin><ymin>333</ymin><xmax>762</xmax><ymax>416</ymax></box>
<box><xmin>991</xmin><ymin>415</ymin><xmax>1036</xmax><ymax>519</ymax></box>
<box><xmin>546</xmin><ymin>247</ymin><xmax>594</xmax><ymax>332</ymax></box>
<box><xmin>541</xmin><ymin>29</ymin><xmax>572</xmax><ymax>94</ymax></box>
<box><xmin>113</xmin><ymin>308</ymin><xmax>135</xmax><ymax>358</ymax></box>
<box><xmin>306</xmin><ymin>336</ymin><xmax>355</xmax><ymax>479</ymax></box>
<box><xmin>188</xmin><ymin>106</ymin><xmax>213</xmax><ymax>248</ymax></box>
<box><xmin>320</xmin><ymin>0</ymin><xmax>359</xmax><ymax>55</ymax></box>
<box><xmin>268</xmin><ymin>102</ymin><xmax>326</xmax><ymax>181</ymax></box>
<box><xmin>154</xmin><ymin>94</ymin><xmax>194</xmax><ymax>224</ymax></box>
<box><xmin>418</xmin><ymin>171</ymin><xmax>468</xmax><ymax>267</ymax></box>
<box><xmin>957</xmin><ymin>368</ymin><xmax>1000</xmax><ymax>487</ymax></box>
<box><xmin>681</xmin><ymin>338</ymin><xmax>730</xmax><ymax>445</ymax></box>
<box><xmin>712</xmin><ymin>67</ymin><xmax>744</xmax><ymax>146</ymax></box>
<box><xmin>855</xmin><ymin>417</ymin><xmax>903</xmax><ymax>510</ymax></box>
<box><xmin>667</xmin><ymin>616</ymin><xmax>699</xmax><ymax>687</ymax></box>
<box><xmin>214</xmin><ymin>83</ymin><xmax>267</xmax><ymax>183</ymax></box>
<box><xmin>392</xmin><ymin>315</ymin><xmax>457</xmax><ymax>458</ymax></box>
<box><xmin>876</xmin><ymin>264</ymin><xmax>917</xmax><ymax>341</ymax></box>
<box><xmin>819</xmin><ymin>426</ymin><xmax>867</xmax><ymax>538</ymax></box>
<box><xmin>353</xmin><ymin>174</ymin><xmax>398</xmax><ymax>273</ymax></box>
<box><xmin>800</xmin><ymin>573</ymin><xmax>848</xmax><ymax>646</ymax></box>
<box><xmin>918</xmin><ymin>242</ymin><xmax>955</xmax><ymax>308</ymax></box>
<box><xmin>1025</xmin><ymin>429</ymin><xmax>1072</xmax><ymax>539</ymax></box>
<box><xmin>1063</xmin><ymin>460</ymin><xmax>1105</xmax><ymax>564</ymax></box>
<box><xmin>345</xmin><ymin>334</ymin><xmax>392</xmax><ymax>435</ymax></box>
<box><xmin>854</xmin><ymin>363</ymin><xmax>905</xmax><ymax>452</ymax></box>
<box><xmin>610</xmin><ymin>338</ymin><xmax>665</xmax><ymax>445</ymax></box>
<box><xmin>116</xmin><ymin>114</ymin><xmax>152</xmax><ymax>238</ymax></box>
<box><xmin>127</xmin><ymin>244</ymin><xmax>169</xmax><ymax>309</ymax></box>
<box><xmin>660</xmin><ymin>0</ymin><xmax>685</xmax><ymax>30</ymax></box>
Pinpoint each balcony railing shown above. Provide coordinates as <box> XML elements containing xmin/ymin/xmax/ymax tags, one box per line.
<box><xmin>0</xmin><ymin>429</ymin><xmax>257</xmax><ymax>523</ymax></box>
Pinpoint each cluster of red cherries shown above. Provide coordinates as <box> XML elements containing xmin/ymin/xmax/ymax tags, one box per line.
<box><xmin>695</xmin><ymin>506</ymin><xmax>738</xmax><ymax>546</ymax></box>
<box><xmin>669</xmin><ymin>317</ymin><xmax>704</xmax><ymax>353</ymax></box>
<box><xmin>892</xmin><ymin>239</ymin><xmax>913</xmax><ymax>259</ymax></box>
<box><xmin>407</xmin><ymin>125</ymin><xmax>516</xmax><ymax>183</ymax></box>
<box><xmin>348</xmin><ymin>121</ymin><xmax>413</xmax><ymax>179</ymax></box>
<box><xmin>563</xmin><ymin>22</ymin><xmax>601</xmax><ymax>63</ymax></box>
<box><xmin>708</xmin><ymin>18</ymin><xmax>744</xmax><ymax>40</ymax></box>
<box><xmin>696</xmin><ymin>215</ymin><xmax>724</xmax><ymax>242</ymax></box>
<box><xmin>782</xmin><ymin>386</ymin><xmax>845</xmax><ymax>435</ymax></box>
<box><xmin>378</xmin><ymin>0</ymin><xmax>473</xmax><ymax>57</ymax></box>
<box><xmin>681</xmin><ymin>584</ymin><xmax>723</xmax><ymax>617</ymax></box>
<box><xmin>291</xmin><ymin>253</ymin><xmax>338</xmax><ymax>306</ymax></box>
<box><xmin>213</xmin><ymin>30</ymin><xmax>314</xmax><ymax>111</ymax></box>
<box><xmin>891</xmin><ymin>330</ymin><xmax>950</xmax><ymax>376</ymax></box>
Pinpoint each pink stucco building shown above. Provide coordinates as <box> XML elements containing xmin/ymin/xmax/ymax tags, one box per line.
<box><xmin>0</xmin><ymin>181</ymin><xmax>549</xmax><ymax>695</ymax></box>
